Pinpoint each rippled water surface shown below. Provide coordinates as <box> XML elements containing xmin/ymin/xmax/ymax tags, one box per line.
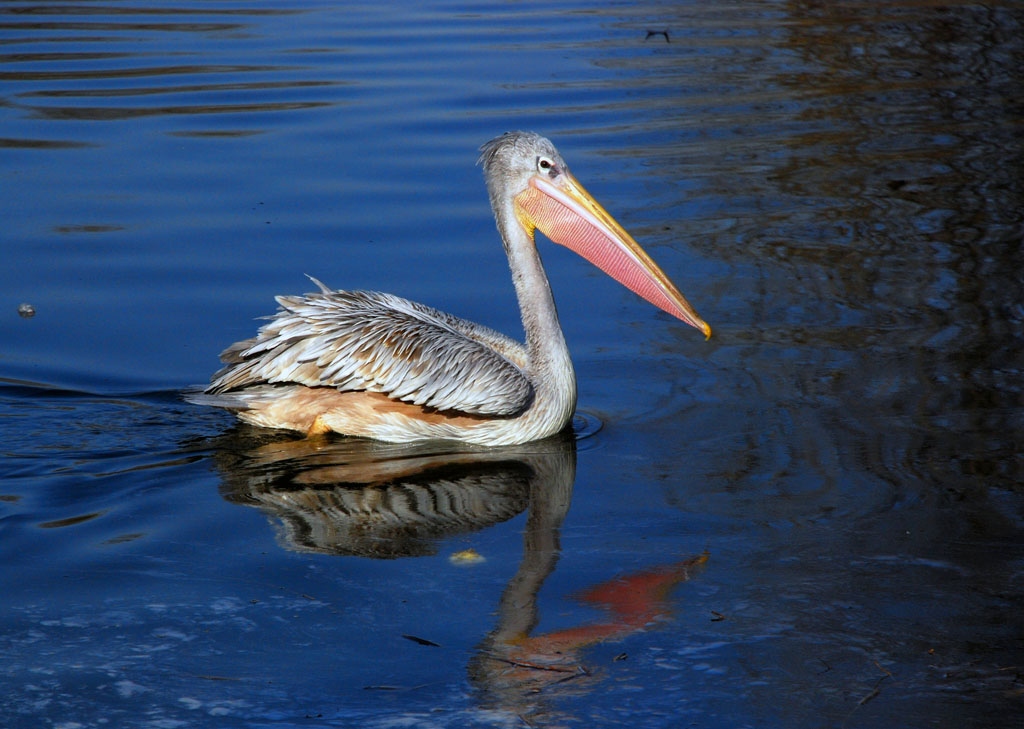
<box><xmin>2</xmin><ymin>1</ymin><xmax>1022</xmax><ymax>727</ymax></box>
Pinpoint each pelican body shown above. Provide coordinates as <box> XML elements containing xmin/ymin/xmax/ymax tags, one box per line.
<box><xmin>198</xmin><ymin>132</ymin><xmax>709</xmax><ymax>446</ymax></box>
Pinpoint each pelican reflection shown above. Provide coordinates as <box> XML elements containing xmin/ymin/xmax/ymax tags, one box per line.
<box><xmin>212</xmin><ymin>426</ymin><xmax>575</xmax><ymax>558</ymax></box>
<box><xmin>209</xmin><ymin>426</ymin><xmax>704</xmax><ymax>719</ymax></box>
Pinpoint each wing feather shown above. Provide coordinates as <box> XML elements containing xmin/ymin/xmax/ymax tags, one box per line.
<box><xmin>207</xmin><ymin>286</ymin><xmax>532</xmax><ymax>417</ymax></box>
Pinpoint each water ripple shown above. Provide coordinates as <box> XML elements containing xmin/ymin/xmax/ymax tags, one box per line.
<box><xmin>0</xmin><ymin>1</ymin><xmax>342</xmax><ymax>139</ymax></box>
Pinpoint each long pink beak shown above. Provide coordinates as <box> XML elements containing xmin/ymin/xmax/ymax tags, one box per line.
<box><xmin>514</xmin><ymin>172</ymin><xmax>711</xmax><ymax>338</ymax></box>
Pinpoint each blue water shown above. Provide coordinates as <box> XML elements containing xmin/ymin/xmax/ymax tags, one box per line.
<box><xmin>2</xmin><ymin>1</ymin><xmax>1022</xmax><ymax>727</ymax></box>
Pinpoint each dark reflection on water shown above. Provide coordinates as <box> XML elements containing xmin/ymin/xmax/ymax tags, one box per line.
<box><xmin>629</xmin><ymin>0</ymin><xmax>1023</xmax><ymax>499</ymax></box>
<box><xmin>210</xmin><ymin>427</ymin><xmax>706</xmax><ymax>725</ymax></box>
<box><xmin>212</xmin><ymin>429</ymin><xmax>562</xmax><ymax>559</ymax></box>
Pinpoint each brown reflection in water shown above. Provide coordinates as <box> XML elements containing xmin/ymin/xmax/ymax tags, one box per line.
<box><xmin>0</xmin><ymin>136</ymin><xmax>95</xmax><ymax>148</ymax></box>
<box><xmin>0</xmin><ymin>21</ymin><xmax>247</xmax><ymax>34</ymax></box>
<box><xmin>627</xmin><ymin>1</ymin><xmax>1022</xmax><ymax>507</ymax></box>
<box><xmin>38</xmin><ymin>510</ymin><xmax>106</xmax><ymax>528</ymax></box>
<box><xmin>213</xmin><ymin>428</ymin><xmax>574</xmax><ymax>559</ymax></box>
<box><xmin>28</xmin><ymin>100</ymin><xmax>333</xmax><ymax>121</ymax></box>
<box><xmin>20</xmin><ymin>79</ymin><xmax>337</xmax><ymax>98</ymax></box>
<box><xmin>54</xmin><ymin>224</ymin><xmax>125</xmax><ymax>233</ymax></box>
<box><xmin>1</xmin><ymin>64</ymin><xmax>289</xmax><ymax>82</ymax></box>
<box><xmin>769</xmin><ymin>1</ymin><xmax>1023</xmax><ymax>495</ymax></box>
<box><xmin>167</xmin><ymin>129</ymin><xmax>264</xmax><ymax>138</ymax></box>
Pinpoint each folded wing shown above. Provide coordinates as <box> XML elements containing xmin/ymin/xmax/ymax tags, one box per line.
<box><xmin>207</xmin><ymin>280</ymin><xmax>532</xmax><ymax>417</ymax></box>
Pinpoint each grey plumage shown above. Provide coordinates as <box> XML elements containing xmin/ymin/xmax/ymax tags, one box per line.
<box><xmin>208</xmin><ymin>277</ymin><xmax>533</xmax><ymax>417</ymax></box>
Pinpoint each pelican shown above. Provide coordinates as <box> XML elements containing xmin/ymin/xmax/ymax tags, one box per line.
<box><xmin>195</xmin><ymin>132</ymin><xmax>710</xmax><ymax>446</ymax></box>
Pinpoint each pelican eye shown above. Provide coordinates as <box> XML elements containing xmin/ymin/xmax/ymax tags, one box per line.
<box><xmin>537</xmin><ymin>156</ymin><xmax>557</xmax><ymax>175</ymax></box>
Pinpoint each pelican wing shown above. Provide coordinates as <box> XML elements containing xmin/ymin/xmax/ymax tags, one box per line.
<box><xmin>207</xmin><ymin>282</ymin><xmax>532</xmax><ymax>417</ymax></box>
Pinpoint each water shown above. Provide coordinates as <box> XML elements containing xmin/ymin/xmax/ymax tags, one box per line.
<box><xmin>2</xmin><ymin>1</ymin><xmax>1022</xmax><ymax>727</ymax></box>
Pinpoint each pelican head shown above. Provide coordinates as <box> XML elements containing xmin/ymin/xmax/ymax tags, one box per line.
<box><xmin>479</xmin><ymin>131</ymin><xmax>710</xmax><ymax>338</ymax></box>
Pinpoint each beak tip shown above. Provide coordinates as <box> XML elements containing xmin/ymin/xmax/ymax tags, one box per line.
<box><xmin>683</xmin><ymin>314</ymin><xmax>711</xmax><ymax>340</ymax></box>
